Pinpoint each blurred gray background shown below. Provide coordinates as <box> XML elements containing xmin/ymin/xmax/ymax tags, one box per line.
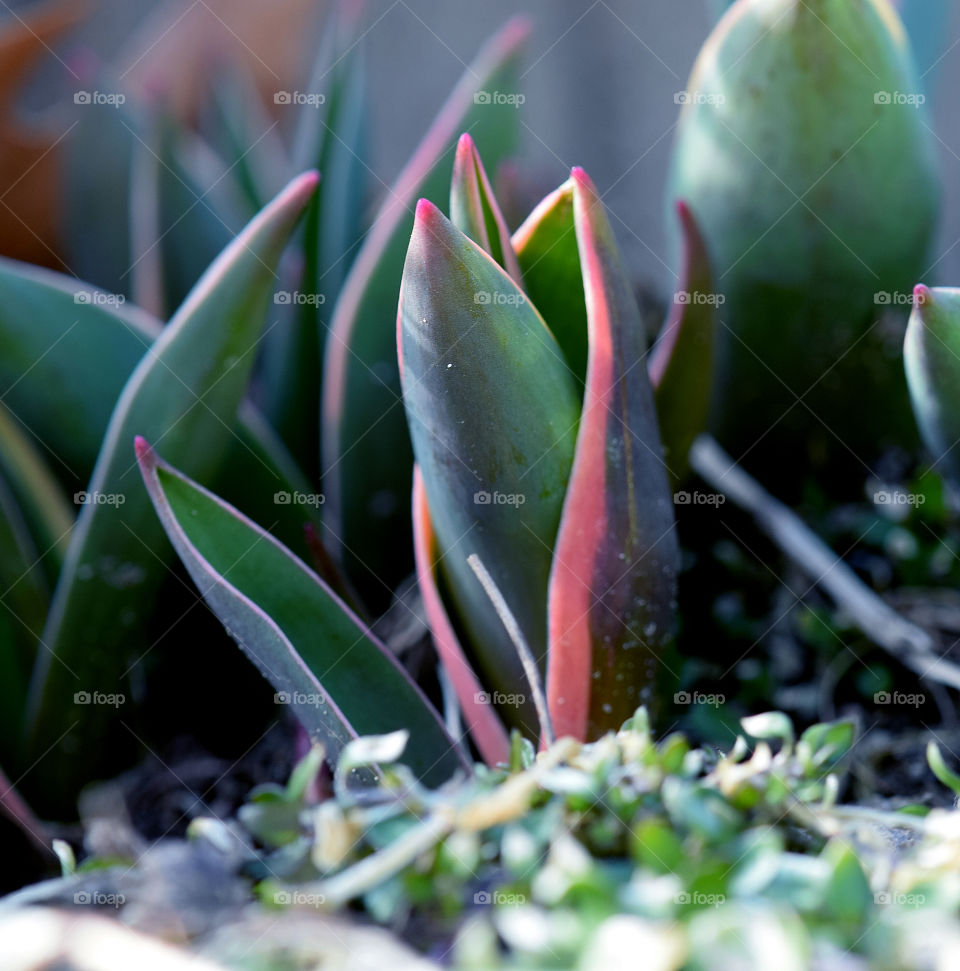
<box><xmin>13</xmin><ymin>0</ymin><xmax>960</xmax><ymax>297</ymax></box>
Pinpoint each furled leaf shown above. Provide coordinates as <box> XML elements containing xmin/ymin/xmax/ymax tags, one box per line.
<box><xmin>0</xmin><ymin>402</ymin><xmax>73</xmax><ymax>581</ymax></box>
<box><xmin>399</xmin><ymin>200</ymin><xmax>580</xmax><ymax>740</ymax></box>
<box><xmin>412</xmin><ymin>468</ymin><xmax>510</xmax><ymax>766</ymax></box>
<box><xmin>0</xmin><ymin>0</ymin><xmax>84</xmax><ymax>267</ymax></box>
<box><xmin>512</xmin><ymin>180</ymin><xmax>588</xmax><ymax>386</ymax></box>
<box><xmin>323</xmin><ymin>19</ymin><xmax>529</xmax><ymax>606</ymax></box>
<box><xmin>545</xmin><ymin>169</ymin><xmax>678</xmax><ymax>741</ymax></box>
<box><xmin>449</xmin><ymin>133</ymin><xmax>521</xmax><ymax>282</ymax></box>
<box><xmin>136</xmin><ymin>440</ymin><xmax>466</xmax><ymax>787</ymax></box>
<box><xmin>904</xmin><ymin>286</ymin><xmax>960</xmax><ymax>489</ymax></box>
<box><xmin>648</xmin><ymin>200</ymin><xmax>715</xmax><ymax>488</ymax></box>
<box><xmin>27</xmin><ymin>173</ymin><xmax>319</xmax><ymax>790</ymax></box>
<box><xmin>707</xmin><ymin>0</ymin><xmax>949</xmax><ymax>90</ymax></box>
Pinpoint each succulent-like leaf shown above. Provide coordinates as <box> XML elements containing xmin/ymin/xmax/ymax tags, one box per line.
<box><xmin>648</xmin><ymin>201</ymin><xmax>716</xmax><ymax>489</ymax></box>
<box><xmin>0</xmin><ymin>403</ymin><xmax>73</xmax><ymax>581</ymax></box>
<box><xmin>323</xmin><ymin>19</ymin><xmax>529</xmax><ymax>605</ymax></box>
<box><xmin>27</xmin><ymin>173</ymin><xmax>319</xmax><ymax>788</ymax></box>
<box><xmin>904</xmin><ymin>285</ymin><xmax>960</xmax><ymax>487</ymax></box>
<box><xmin>671</xmin><ymin>0</ymin><xmax>940</xmax><ymax>467</ymax></box>
<box><xmin>546</xmin><ymin>169</ymin><xmax>678</xmax><ymax>740</ymax></box>
<box><xmin>707</xmin><ymin>0</ymin><xmax>949</xmax><ymax>87</ymax></box>
<box><xmin>449</xmin><ymin>133</ymin><xmax>522</xmax><ymax>282</ymax></box>
<box><xmin>512</xmin><ymin>182</ymin><xmax>588</xmax><ymax>386</ymax></box>
<box><xmin>136</xmin><ymin>440</ymin><xmax>466</xmax><ymax>787</ymax></box>
<box><xmin>399</xmin><ymin>200</ymin><xmax>580</xmax><ymax>740</ymax></box>
<box><xmin>412</xmin><ymin>468</ymin><xmax>510</xmax><ymax>766</ymax></box>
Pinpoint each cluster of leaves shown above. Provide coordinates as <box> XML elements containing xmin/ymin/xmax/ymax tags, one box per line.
<box><xmin>20</xmin><ymin>712</ymin><xmax>960</xmax><ymax>970</ymax></box>
<box><xmin>0</xmin><ymin>7</ymin><xmax>537</xmax><ymax>811</ymax></box>
<box><xmin>235</xmin><ymin>716</ymin><xmax>960</xmax><ymax>970</ymax></box>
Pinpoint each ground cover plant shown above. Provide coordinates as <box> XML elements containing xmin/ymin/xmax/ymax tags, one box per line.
<box><xmin>3</xmin><ymin>0</ymin><xmax>960</xmax><ymax>968</ymax></box>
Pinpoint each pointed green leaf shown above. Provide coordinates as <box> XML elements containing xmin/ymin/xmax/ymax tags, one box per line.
<box><xmin>905</xmin><ymin>286</ymin><xmax>960</xmax><ymax>488</ymax></box>
<box><xmin>545</xmin><ymin>169</ymin><xmax>678</xmax><ymax>741</ymax></box>
<box><xmin>512</xmin><ymin>181</ymin><xmax>588</xmax><ymax>386</ymax></box>
<box><xmin>399</xmin><ymin>200</ymin><xmax>579</xmax><ymax>740</ymax></box>
<box><xmin>648</xmin><ymin>200</ymin><xmax>716</xmax><ymax>489</ymax></box>
<box><xmin>136</xmin><ymin>440</ymin><xmax>466</xmax><ymax>787</ymax></box>
<box><xmin>323</xmin><ymin>19</ymin><xmax>529</xmax><ymax>606</ymax></box>
<box><xmin>27</xmin><ymin>173</ymin><xmax>319</xmax><ymax>789</ymax></box>
<box><xmin>449</xmin><ymin>133</ymin><xmax>522</xmax><ymax>282</ymax></box>
<box><xmin>412</xmin><ymin>468</ymin><xmax>509</xmax><ymax>766</ymax></box>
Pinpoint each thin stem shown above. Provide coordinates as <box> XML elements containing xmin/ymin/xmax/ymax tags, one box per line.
<box><xmin>467</xmin><ymin>553</ymin><xmax>556</xmax><ymax>747</ymax></box>
<box><xmin>689</xmin><ymin>435</ymin><xmax>960</xmax><ymax>692</ymax></box>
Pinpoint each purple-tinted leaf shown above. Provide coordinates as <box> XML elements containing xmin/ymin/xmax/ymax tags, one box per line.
<box><xmin>449</xmin><ymin>133</ymin><xmax>522</xmax><ymax>282</ymax></box>
<box><xmin>649</xmin><ymin>200</ymin><xmax>716</xmax><ymax>488</ymax></box>
<box><xmin>399</xmin><ymin>200</ymin><xmax>579</xmax><ymax>741</ymax></box>
<box><xmin>412</xmin><ymin>468</ymin><xmax>509</xmax><ymax>766</ymax></box>
<box><xmin>546</xmin><ymin>169</ymin><xmax>678</xmax><ymax>740</ymax></box>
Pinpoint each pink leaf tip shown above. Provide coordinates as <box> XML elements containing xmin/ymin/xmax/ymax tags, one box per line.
<box><xmin>134</xmin><ymin>436</ymin><xmax>153</xmax><ymax>464</ymax></box>
<box><xmin>914</xmin><ymin>283</ymin><xmax>932</xmax><ymax>308</ymax></box>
